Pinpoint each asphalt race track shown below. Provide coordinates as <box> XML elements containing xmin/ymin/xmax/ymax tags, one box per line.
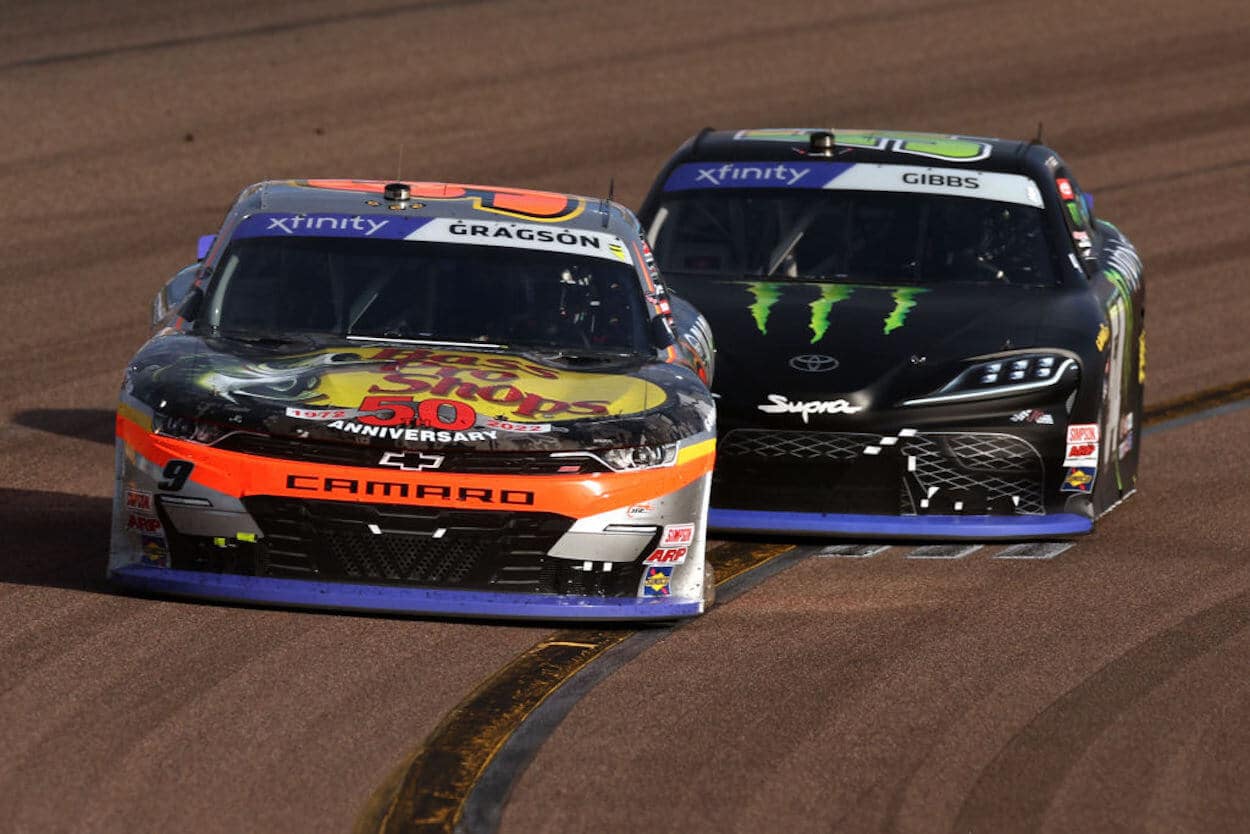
<box><xmin>3</xmin><ymin>1</ymin><xmax>1250</xmax><ymax>831</ymax></box>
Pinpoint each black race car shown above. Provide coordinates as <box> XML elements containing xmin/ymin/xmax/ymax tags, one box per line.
<box><xmin>111</xmin><ymin>179</ymin><xmax>717</xmax><ymax>620</ymax></box>
<box><xmin>638</xmin><ymin>129</ymin><xmax>1144</xmax><ymax>538</ymax></box>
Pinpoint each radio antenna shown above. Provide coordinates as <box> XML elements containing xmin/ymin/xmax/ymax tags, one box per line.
<box><xmin>396</xmin><ymin>144</ymin><xmax>405</xmax><ymax>181</ymax></box>
<box><xmin>600</xmin><ymin>177</ymin><xmax>615</xmax><ymax>228</ymax></box>
<box><xmin>1031</xmin><ymin>121</ymin><xmax>1044</xmax><ymax>145</ymax></box>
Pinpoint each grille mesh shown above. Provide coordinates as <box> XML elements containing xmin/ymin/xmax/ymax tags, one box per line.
<box><xmin>718</xmin><ymin>429</ymin><xmax>1046</xmax><ymax>515</ymax></box>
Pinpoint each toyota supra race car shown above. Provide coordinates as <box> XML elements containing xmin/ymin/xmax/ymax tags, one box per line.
<box><xmin>638</xmin><ymin>128</ymin><xmax>1144</xmax><ymax>538</ymax></box>
<box><xmin>110</xmin><ymin>179</ymin><xmax>717</xmax><ymax>620</ymax></box>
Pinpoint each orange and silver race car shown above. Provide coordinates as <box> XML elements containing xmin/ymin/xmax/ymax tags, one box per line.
<box><xmin>110</xmin><ymin>179</ymin><xmax>716</xmax><ymax>620</ymax></box>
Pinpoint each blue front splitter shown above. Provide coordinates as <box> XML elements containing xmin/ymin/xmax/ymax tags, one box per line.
<box><xmin>110</xmin><ymin>565</ymin><xmax>703</xmax><ymax>621</ymax></box>
<box><xmin>709</xmin><ymin>509</ymin><xmax>1092</xmax><ymax>539</ymax></box>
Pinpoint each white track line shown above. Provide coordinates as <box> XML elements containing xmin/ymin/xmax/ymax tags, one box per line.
<box><xmin>814</xmin><ymin>544</ymin><xmax>890</xmax><ymax>558</ymax></box>
<box><xmin>993</xmin><ymin>542</ymin><xmax>1073</xmax><ymax>560</ymax></box>
<box><xmin>906</xmin><ymin>544</ymin><xmax>983</xmax><ymax>560</ymax></box>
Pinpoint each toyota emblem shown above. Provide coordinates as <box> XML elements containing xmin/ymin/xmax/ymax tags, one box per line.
<box><xmin>788</xmin><ymin>354</ymin><xmax>839</xmax><ymax>372</ymax></box>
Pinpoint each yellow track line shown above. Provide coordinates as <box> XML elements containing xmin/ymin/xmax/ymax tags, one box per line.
<box><xmin>355</xmin><ymin>542</ymin><xmax>794</xmax><ymax>834</ymax></box>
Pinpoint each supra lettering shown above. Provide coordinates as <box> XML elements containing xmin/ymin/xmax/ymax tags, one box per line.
<box><xmin>758</xmin><ymin>393</ymin><xmax>863</xmax><ymax>423</ymax></box>
<box><xmin>285</xmin><ymin>474</ymin><xmax>535</xmax><ymax>505</ymax></box>
<box><xmin>694</xmin><ymin>163</ymin><xmax>810</xmax><ymax>186</ymax></box>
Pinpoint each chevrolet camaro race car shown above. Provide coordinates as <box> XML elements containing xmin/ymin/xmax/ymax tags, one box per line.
<box><xmin>110</xmin><ymin>179</ymin><xmax>717</xmax><ymax>619</ymax></box>
<box><xmin>638</xmin><ymin>128</ymin><xmax>1144</xmax><ymax>538</ymax></box>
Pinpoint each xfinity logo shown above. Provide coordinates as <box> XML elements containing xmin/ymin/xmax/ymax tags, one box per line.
<box><xmin>266</xmin><ymin>216</ymin><xmax>390</xmax><ymax>236</ymax></box>
<box><xmin>788</xmin><ymin>354</ymin><xmax>839</xmax><ymax>373</ymax></box>
<box><xmin>758</xmin><ymin>394</ymin><xmax>863</xmax><ymax>423</ymax></box>
<box><xmin>378</xmin><ymin>451</ymin><xmax>445</xmax><ymax>471</ymax></box>
<box><xmin>694</xmin><ymin>164</ymin><xmax>810</xmax><ymax>186</ymax></box>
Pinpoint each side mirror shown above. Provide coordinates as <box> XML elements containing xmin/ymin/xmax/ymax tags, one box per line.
<box><xmin>151</xmin><ymin>264</ymin><xmax>201</xmax><ymax>330</ymax></box>
<box><xmin>197</xmin><ymin>234</ymin><xmax>217</xmax><ymax>261</ymax></box>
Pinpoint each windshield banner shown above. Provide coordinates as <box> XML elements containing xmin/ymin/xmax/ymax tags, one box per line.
<box><xmin>405</xmin><ymin>219</ymin><xmax>633</xmax><ymax>263</ymax></box>
<box><xmin>663</xmin><ymin>162</ymin><xmax>1043</xmax><ymax>207</ymax></box>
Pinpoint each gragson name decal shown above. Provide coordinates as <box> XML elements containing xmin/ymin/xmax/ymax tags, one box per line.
<box><xmin>758</xmin><ymin>394</ymin><xmax>863</xmax><ymax>423</ymax></box>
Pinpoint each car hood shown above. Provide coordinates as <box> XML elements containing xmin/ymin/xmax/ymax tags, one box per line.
<box><xmin>125</xmin><ymin>335</ymin><xmax>708</xmax><ymax>451</ymax></box>
<box><xmin>665</xmin><ymin>277</ymin><xmax>1052</xmax><ymax>420</ymax></box>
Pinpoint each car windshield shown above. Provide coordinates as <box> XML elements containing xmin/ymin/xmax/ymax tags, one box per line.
<box><xmin>199</xmin><ymin>237</ymin><xmax>650</xmax><ymax>352</ymax></box>
<box><xmin>649</xmin><ymin>190</ymin><xmax>1057</xmax><ymax>286</ymax></box>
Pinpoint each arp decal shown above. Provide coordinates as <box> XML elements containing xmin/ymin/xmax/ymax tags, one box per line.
<box><xmin>1063</xmin><ymin>442</ymin><xmax>1099</xmax><ymax>467</ymax></box>
<box><xmin>303</xmin><ymin>180</ymin><xmax>586</xmax><ymax>223</ymax></box>
<box><xmin>745</xmin><ymin>282</ymin><xmax>929</xmax><ymax>339</ymax></box>
<box><xmin>1061</xmin><ymin>467</ymin><xmax>1097</xmax><ymax>493</ymax></box>
<box><xmin>732</xmin><ymin>129</ymin><xmax>994</xmax><ymax>162</ymax></box>
<box><xmin>126</xmin><ymin>513</ymin><xmax>163</xmax><ymax>534</ymax></box>
<box><xmin>644</xmin><ymin>546</ymin><xmax>688</xmax><ymax>566</ymax></box>
<box><xmin>642</xmin><ymin>565</ymin><xmax>674</xmax><ymax>597</ymax></box>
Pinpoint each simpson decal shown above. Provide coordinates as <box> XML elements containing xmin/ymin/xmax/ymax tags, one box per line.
<box><xmin>1067</xmin><ymin>424</ymin><xmax>1099</xmax><ymax>443</ymax></box>
<box><xmin>661</xmin><ymin>524</ymin><xmax>695</xmax><ymax>546</ymax></box>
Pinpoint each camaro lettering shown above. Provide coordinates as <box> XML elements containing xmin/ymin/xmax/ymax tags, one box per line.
<box><xmin>757</xmin><ymin>394</ymin><xmax>863</xmax><ymax>423</ymax></box>
<box><xmin>900</xmin><ymin>172</ymin><xmax>980</xmax><ymax>189</ymax></box>
<box><xmin>286</xmin><ymin>474</ymin><xmax>534</xmax><ymax>505</ymax></box>
<box><xmin>447</xmin><ymin>222</ymin><xmax>601</xmax><ymax>249</ymax></box>
<box><xmin>694</xmin><ymin>164</ymin><xmax>810</xmax><ymax>186</ymax></box>
<box><xmin>265</xmin><ymin>216</ymin><xmax>389</xmax><ymax>236</ymax></box>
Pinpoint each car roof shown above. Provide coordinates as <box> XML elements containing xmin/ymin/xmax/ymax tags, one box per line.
<box><xmin>669</xmin><ymin>128</ymin><xmax>1059</xmax><ymax>174</ymax></box>
<box><xmin>228</xmin><ymin>179</ymin><xmax>641</xmax><ymax>238</ymax></box>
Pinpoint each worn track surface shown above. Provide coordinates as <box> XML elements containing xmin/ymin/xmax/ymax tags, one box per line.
<box><xmin>2</xmin><ymin>1</ymin><xmax>1248</xmax><ymax>831</ymax></box>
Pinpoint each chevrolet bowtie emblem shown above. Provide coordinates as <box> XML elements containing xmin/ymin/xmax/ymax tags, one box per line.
<box><xmin>378</xmin><ymin>451</ymin><xmax>445</xmax><ymax>471</ymax></box>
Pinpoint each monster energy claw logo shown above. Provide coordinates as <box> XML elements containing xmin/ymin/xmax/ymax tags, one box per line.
<box><xmin>745</xmin><ymin>282</ymin><xmax>928</xmax><ymax>341</ymax></box>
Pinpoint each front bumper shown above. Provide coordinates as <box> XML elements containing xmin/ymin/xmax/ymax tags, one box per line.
<box><xmin>111</xmin><ymin>408</ymin><xmax>715</xmax><ymax>620</ymax></box>
<box><xmin>709</xmin><ymin>508</ymin><xmax>1091</xmax><ymax>539</ymax></box>
<box><xmin>110</xmin><ymin>565</ymin><xmax>704</xmax><ymax>620</ymax></box>
<box><xmin>710</xmin><ymin>425</ymin><xmax>1082</xmax><ymax>537</ymax></box>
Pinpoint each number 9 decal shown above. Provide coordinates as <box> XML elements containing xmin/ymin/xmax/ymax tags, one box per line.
<box><xmin>158</xmin><ymin>459</ymin><xmax>195</xmax><ymax>491</ymax></box>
